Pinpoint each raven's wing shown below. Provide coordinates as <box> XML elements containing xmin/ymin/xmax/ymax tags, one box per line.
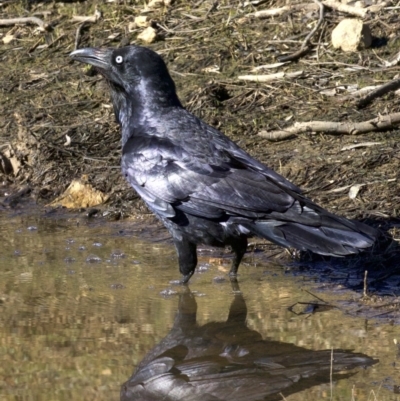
<box><xmin>121</xmin><ymin>121</ymin><xmax>300</xmax><ymax>220</ymax></box>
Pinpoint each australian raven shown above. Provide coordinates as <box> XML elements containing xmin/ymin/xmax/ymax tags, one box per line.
<box><xmin>70</xmin><ymin>45</ymin><xmax>377</xmax><ymax>283</ymax></box>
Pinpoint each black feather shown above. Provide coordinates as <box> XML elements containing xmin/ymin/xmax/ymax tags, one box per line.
<box><xmin>70</xmin><ymin>45</ymin><xmax>378</xmax><ymax>283</ymax></box>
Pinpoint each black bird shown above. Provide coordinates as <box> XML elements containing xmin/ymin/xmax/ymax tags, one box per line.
<box><xmin>70</xmin><ymin>46</ymin><xmax>377</xmax><ymax>283</ymax></box>
<box><xmin>121</xmin><ymin>283</ymin><xmax>377</xmax><ymax>401</ymax></box>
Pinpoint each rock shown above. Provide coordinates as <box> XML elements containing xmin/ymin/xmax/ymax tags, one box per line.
<box><xmin>331</xmin><ymin>19</ymin><xmax>372</xmax><ymax>52</ymax></box>
<box><xmin>137</xmin><ymin>26</ymin><xmax>158</xmax><ymax>44</ymax></box>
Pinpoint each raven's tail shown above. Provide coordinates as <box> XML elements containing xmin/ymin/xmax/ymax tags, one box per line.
<box><xmin>239</xmin><ymin>211</ymin><xmax>377</xmax><ymax>257</ymax></box>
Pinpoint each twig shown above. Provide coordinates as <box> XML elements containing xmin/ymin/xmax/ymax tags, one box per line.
<box><xmin>304</xmin><ymin>0</ymin><xmax>324</xmax><ymax>46</ymax></box>
<box><xmin>356</xmin><ymin>77</ymin><xmax>400</xmax><ymax>109</ymax></box>
<box><xmin>248</xmin><ymin>6</ymin><xmax>290</xmax><ymax>17</ymax></box>
<box><xmin>238</xmin><ymin>70</ymin><xmax>304</xmax><ymax>82</ymax></box>
<box><xmin>72</xmin><ymin>10</ymin><xmax>102</xmax><ymax>50</ymax></box>
<box><xmin>243</xmin><ymin>0</ymin><xmax>269</xmax><ymax>6</ymax></box>
<box><xmin>74</xmin><ymin>22</ymin><xmax>87</xmax><ymax>51</ymax></box>
<box><xmin>32</xmin><ymin>10</ymin><xmax>52</xmax><ymax>18</ymax></box>
<box><xmin>381</xmin><ymin>50</ymin><xmax>400</xmax><ymax>68</ymax></box>
<box><xmin>246</xmin><ymin>0</ymin><xmax>380</xmax><ymax>20</ymax></box>
<box><xmin>72</xmin><ymin>15</ymin><xmax>100</xmax><ymax>23</ymax></box>
<box><xmin>72</xmin><ymin>9</ymin><xmax>102</xmax><ymax>24</ymax></box>
<box><xmin>321</xmin><ymin>177</ymin><xmax>395</xmax><ymax>194</ymax></box>
<box><xmin>277</xmin><ymin>48</ymin><xmax>311</xmax><ymax>63</ymax></box>
<box><xmin>247</xmin><ymin>0</ymin><xmax>371</xmax><ymax>20</ymax></box>
<box><xmin>28</xmin><ymin>37</ymin><xmax>43</xmax><ymax>53</ymax></box>
<box><xmin>246</xmin><ymin>3</ymin><xmax>318</xmax><ymax>18</ymax></box>
<box><xmin>0</xmin><ymin>16</ymin><xmax>49</xmax><ymax>31</ymax></box>
<box><xmin>321</xmin><ymin>0</ymin><xmax>367</xmax><ymax>18</ymax></box>
<box><xmin>315</xmin><ymin>19</ymin><xmax>327</xmax><ymax>61</ymax></box>
<box><xmin>202</xmin><ymin>0</ymin><xmax>218</xmax><ymax>20</ymax></box>
<box><xmin>303</xmin><ymin>289</ymin><xmax>327</xmax><ymax>303</ymax></box>
<box><xmin>363</xmin><ymin>270</ymin><xmax>368</xmax><ymax>297</ymax></box>
<box><xmin>340</xmin><ymin>142</ymin><xmax>382</xmax><ymax>151</ymax></box>
<box><xmin>277</xmin><ymin>0</ymin><xmax>324</xmax><ymax>62</ymax></box>
<box><xmin>335</xmin><ymin>85</ymin><xmax>379</xmax><ymax>101</ymax></box>
<box><xmin>251</xmin><ymin>62</ymin><xmax>289</xmax><ymax>71</ymax></box>
<box><xmin>259</xmin><ymin>112</ymin><xmax>400</xmax><ymax>141</ymax></box>
<box><xmin>46</xmin><ymin>33</ymin><xmax>67</xmax><ymax>50</ymax></box>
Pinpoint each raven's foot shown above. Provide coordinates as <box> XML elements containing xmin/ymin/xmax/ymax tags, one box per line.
<box><xmin>181</xmin><ymin>271</ymin><xmax>194</xmax><ymax>284</ymax></box>
<box><xmin>229</xmin><ymin>277</ymin><xmax>241</xmax><ymax>293</ymax></box>
<box><xmin>169</xmin><ymin>272</ymin><xmax>194</xmax><ymax>285</ymax></box>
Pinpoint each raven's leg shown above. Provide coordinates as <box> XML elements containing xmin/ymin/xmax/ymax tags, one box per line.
<box><xmin>174</xmin><ymin>238</ymin><xmax>198</xmax><ymax>284</ymax></box>
<box><xmin>229</xmin><ymin>236</ymin><xmax>248</xmax><ymax>277</ymax></box>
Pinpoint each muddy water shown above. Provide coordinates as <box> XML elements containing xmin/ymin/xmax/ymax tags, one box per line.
<box><xmin>0</xmin><ymin>210</ymin><xmax>398</xmax><ymax>401</ymax></box>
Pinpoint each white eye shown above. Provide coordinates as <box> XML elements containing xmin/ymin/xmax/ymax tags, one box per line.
<box><xmin>115</xmin><ymin>55</ymin><xmax>123</xmax><ymax>64</ymax></box>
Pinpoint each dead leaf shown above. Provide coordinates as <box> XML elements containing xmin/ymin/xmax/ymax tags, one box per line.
<box><xmin>49</xmin><ymin>179</ymin><xmax>108</xmax><ymax>208</ymax></box>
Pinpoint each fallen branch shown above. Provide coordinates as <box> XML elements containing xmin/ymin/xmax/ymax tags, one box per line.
<box><xmin>0</xmin><ymin>16</ymin><xmax>49</xmax><ymax>31</ymax></box>
<box><xmin>340</xmin><ymin>142</ymin><xmax>382</xmax><ymax>151</ymax></box>
<box><xmin>322</xmin><ymin>177</ymin><xmax>395</xmax><ymax>194</ymax></box>
<box><xmin>259</xmin><ymin>112</ymin><xmax>400</xmax><ymax>141</ymax></box>
<box><xmin>246</xmin><ymin>0</ymin><xmax>386</xmax><ymax>20</ymax></box>
<box><xmin>72</xmin><ymin>9</ymin><xmax>102</xmax><ymax>24</ymax></box>
<box><xmin>238</xmin><ymin>70</ymin><xmax>304</xmax><ymax>82</ymax></box>
<box><xmin>246</xmin><ymin>0</ymin><xmax>370</xmax><ymax>19</ymax></box>
<box><xmin>333</xmin><ymin>85</ymin><xmax>379</xmax><ymax>101</ymax></box>
<box><xmin>356</xmin><ymin>77</ymin><xmax>400</xmax><ymax>109</ymax></box>
<box><xmin>246</xmin><ymin>3</ymin><xmax>318</xmax><ymax>18</ymax></box>
<box><xmin>321</xmin><ymin>1</ymin><xmax>367</xmax><ymax>18</ymax></box>
<box><xmin>277</xmin><ymin>0</ymin><xmax>324</xmax><ymax>62</ymax></box>
<box><xmin>251</xmin><ymin>62</ymin><xmax>288</xmax><ymax>71</ymax></box>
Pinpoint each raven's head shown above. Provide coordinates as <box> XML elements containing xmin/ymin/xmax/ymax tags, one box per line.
<box><xmin>70</xmin><ymin>46</ymin><xmax>182</xmax><ymax>124</ymax></box>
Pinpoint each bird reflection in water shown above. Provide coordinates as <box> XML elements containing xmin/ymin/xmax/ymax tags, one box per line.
<box><xmin>121</xmin><ymin>281</ymin><xmax>377</xmax><ymax>401</ymax></box>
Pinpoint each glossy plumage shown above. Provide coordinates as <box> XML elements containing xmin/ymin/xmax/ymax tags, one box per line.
<box><xmin>70</xmin><ymin>45</ymin><xmax>377</xmax><ymax>283</ymax></box>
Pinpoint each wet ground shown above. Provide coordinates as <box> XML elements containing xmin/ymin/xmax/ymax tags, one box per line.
<box><xmin>0</xmin><ymin>209</ymin><xmax>400</xmax><ymax>401</ymax></box>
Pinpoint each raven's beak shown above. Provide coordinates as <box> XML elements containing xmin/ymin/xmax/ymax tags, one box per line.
<box><xmin>70</xmin><ymin>47</ymin><xmax>112</xmax><ymax>71</ymax></box>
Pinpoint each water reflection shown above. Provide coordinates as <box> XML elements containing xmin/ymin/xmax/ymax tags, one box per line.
<box><xmin>121</xmin><ymin>280</ymin><xmax>377</xmax><ymax>401</ymax></box>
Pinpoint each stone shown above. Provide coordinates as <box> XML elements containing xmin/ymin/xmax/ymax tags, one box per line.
<box><xmin>331</xmin><ymin>18</ymin><xmax>372</xmax><ymax>52</ymax></box>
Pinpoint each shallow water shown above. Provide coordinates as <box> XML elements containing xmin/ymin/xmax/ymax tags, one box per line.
<box><xmin>0</xmin><ymin>210</ymin><xmax>399</xmax><ymax>401</ymax></box>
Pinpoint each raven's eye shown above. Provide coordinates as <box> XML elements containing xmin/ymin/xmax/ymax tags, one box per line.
<box><xmin>115</xmin><ymin>55</ymin><xmax>124</xmax><ymax>64</ymax></box>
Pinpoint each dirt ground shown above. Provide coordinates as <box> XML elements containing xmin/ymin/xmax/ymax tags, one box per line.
<box><xmin>1</xmin><ymin>1</ymin><xmax>400</xmax><ymax>305</ymax></box>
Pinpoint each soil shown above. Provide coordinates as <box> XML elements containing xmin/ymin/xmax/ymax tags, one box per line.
<box><xmin>1</xmin><ymin>1</ymin><xmax>400</xmax><ymax>310</ymax></box>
